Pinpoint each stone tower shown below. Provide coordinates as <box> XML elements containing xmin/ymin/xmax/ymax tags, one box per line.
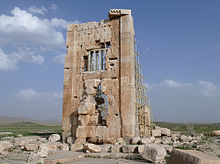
<box><xmin>62</xmin><ymin>9</ymin><xmax>151</xmax><ymax>144</ymax></box>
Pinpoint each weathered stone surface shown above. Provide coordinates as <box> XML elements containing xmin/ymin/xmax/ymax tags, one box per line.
<box><xmin>100</xmin><ymin>144</ymin><xmax>111</xmax><ymax>153</ymax></box>
<box><xmin>131</xmin><ymin>137</ymin><xmax>141</xmax><ymax>144</ymax></box>
<box><xmin>122</xmin><ymin>145</ymin><xmax>138</xmax><ymax>153</ymax></box>
<box><xmin>44</xmin><ymin>151</ymin><xmax>84</xmax><ymax>164</ymax></box>
<box><xmin>137</xmin><ymin>145</ymin><xmax>145</xmax><ymax>153</ymax></box>
<box><xmin>160</xmin><ymin>128</ymin><xmax>171</xmax><ymax>136</ymax></box>
<box><xmin>142</xmin><ymin>144</ymin><xmax>166</xmax><ymax>163</ymax></box>
<box><xmin>23</xmin><ymin>143</ymin><xmax>39</xmax><ymax>151</ymax></box>
<box><xmin>180</xmin><ymin>135</ymin><xmax>192</xmax><ymax>142</ymax></box>
<box><xmin>37</xmin><ymin>143</ymin><xmax>57</xmax><ymax>157</ymax></box>
<box><xmin>163</xmin><ymin>145</ymin><xmax>173</xmax><ymax>155</ymax></box>
<box><xmin>169</xmin><ymin>149</ymin><xmax>220</xmax><ymax>164</ymax></box>
<box><xmin>111</xmin><ymin>145</ymin><xmax>122</xmax><ymax>153</ymax></box>
<box><xmin>154</xmin><ymin>138</ymin><xmax>161</xmax><ymax>144</ymax></box>
<box><xmin>58</xmin><ymin>143</ymin><xmax>69</xmax><ymax>151</ymax></box>
<box><xmin>48</xmin><ymin>134</ymin><xmax>61</xmax><ymax>142</ymax></box>
<box><xmin>161</xmin><ymin>136</ymin><xmax>172</xmax><ymax>145</ymax></box>
<box><xmin>71</xmin><ymin>138</ymin><xmax>85</xmax><ymax>152</ymax></box>
<box><xmin>141</xmin><ymin>137</ymin><xmax>151</xmax><ymax>144</ymax></box>
<box><xmin>14</xmin><ymin>136</ymin><xmax>38</xmax><ymax>146</ymax></box>
<box><xmin>211</xmin><ymin>130</ymin><xmax>220</xmax><ymax>136</ymax></box>
<box><xmin>84</xmin><ymin>143</ymin><xmax>101</xmax><ymax>153</ymax></box>
<box><xmin>62</xmin><ymin>9</ymin><xmax>151</xmax><ymax>143</ymax></box>
<box><xmin>0</xmin><ymin>141</ymin><xmax>13</xmax><ymax>154</ymax></box>
<box><xmin>152</xmin><ymin>129</ymin><xmax>161</xmax><ymax>137</ymax></box>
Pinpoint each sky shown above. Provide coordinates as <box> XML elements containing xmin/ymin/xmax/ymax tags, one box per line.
<box><xmin>0</xmin><ymin>0</ymin><xmax>219</xmax><ymax>123</ymax></box>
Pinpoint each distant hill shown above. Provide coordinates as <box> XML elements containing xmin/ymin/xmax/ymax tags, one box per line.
<box><xmin>0</xmin><ymin>116</ymin><xmax>61</xmax><ymax>125</ymax></box>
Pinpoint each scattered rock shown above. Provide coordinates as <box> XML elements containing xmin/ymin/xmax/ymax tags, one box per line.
<box><xmin>37</xmin><ymin>137</ymin><xmax>47</xmax><ymax>143</ymax></box>
<box><xmin>37</xmin><ymin>143</ymin><xmax>57</xmax><ymax>157</ymax></box>
<box><xmin>0</xmin><ymin>141</ymin><xmax>13</xmax><ymax>154</ymax></box>
<box><xmin>152</xmin><ymin>129</ymin><xmax>161</xmax><ymax>137</ymax></box>
<box><xmin>154</xmin><ymin>138</ymin><xmax>161</xmax><ymax>144</ymax></box>
<box><xmin>137</xmin><ymin>145</ymin><xmax>145</xmax><ymax>153</ymax></box>
<box><xmin>111</xmin><ymin>145</ymin><xmax>122</xmax><ymax>153</ymax></box>
<box><xmin>122</xmin><ymin>145</ymin><xmax>138</xmax><ymax>153</ymax></box>
<box><xmin>100</xmin><ymin>144</ymin><xmax>111</xmax><ymax>153</ymax></box>
<box><xmin>140</xmin><ymin>137</ymin><xmax>151</xmax><ymax>144</ymax></box>
<box><xmin>163</xmin><ymin>145</ymin><xmax>173</xmax><ymax>155</ymax></box>
<box><xmin>48</xmin><ymin>134</ymin><xmax>61</xmax><ymax>142</ymax></box>
<box><xmin>58</xmin><ymin>143</ymin><xmax>69</xmax><ymax>151</ymax></box>
<box><xmin>71</xmin><ymin>138</ymin><xmax>85</xmax><ymax>152</ymax></box>
<box><xmin>161</xmin><ymin>136</ymin><xmax>172</xmax><ymax>145</ymax></box>
<box><xmin>180</xmin><ymin>135</ymin><xmax>192</xmax><ymax>142</ymax></box>
<box><xmin>84</xmin><ymin>143</ymin><xmax>101</xmax><ymax>153</ymax></box>
<box><xmin>131</xmin><ymin>137</ymin><xmax>141</xmax><ymax>144</ymax></box>
<box><xmin>14</xmin><ymin>136</ymin><xmax>38</xmax><ymax>146</ymax></box>
<box><xmin>142</xmin><ymin>143</ymin><xmax>167</xmax><ymax>163</ymax></box>
<box><xmin>142</xmin><ymin>144</ymin><xmax>166</xmax><ymax>163</ymax></box>
<box><xmin>17</xmin><ymin>134</ymin><xmax>23</xmax><ymax>137</ymax></box>
<box><xmin>160</xmin><ymin>128</ymin><xmax>171</xmax><ymax>136</ymax></box>
<box><xmin>23</xmin><ymin>143</ymin><xmax>39</xmax><ymax>151</ymax></box>
<box><xmin>211</xmin><ymin>130</ymin><xmax>220</xmax><ymax>136</ymax></box>
<box><xmin>169</xmin><ymin>149</ymin><xmax>220</xmax><ymax>164</ymax></box>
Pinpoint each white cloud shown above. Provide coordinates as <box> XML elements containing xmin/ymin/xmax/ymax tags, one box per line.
<box><xmin>151</xmin><ymin>79</ymin><xmax>192</xmax><ymax>88</ymax></box>
<box><xmin>14</xmin><ymin>47</ymin><xmax>44</xmax><ymax>64</ymax></box>
<box><xmin>50</xmin><ymin>4</ymin><xmax>58</xmax><ymax>11</ymax></box>
<box><xmin>16</xmin><ymin>88</ymin><xmax>62</xmax><ymax>101</ymax></box>
<box><xmin>0</xmin><ymin>7</ymin><xmax>66</xmax><ymax>48</ymax></box>
<box><xmin>199</xmin><ymin>81</ymin><xmax>217</xmax><ymax>97</ymax></box>
<box><xmin>0</xmin><ymin>6</ymin><xmax>79</xmax><ymax>70</ymax></box>
<box><xmin>0</xmin><ymin>48</ymin><xmax>17</xmax><ymax>70</ymax></box>
<box><xmin>16</xmin><ymin>88</ymin><xmax>38</xmax><ymax>100</ymax></box>
<box><xmin>149</xmin><ymin>79</ymin><xmax>218</xmax><ymax>98</ymax></box>
<box><xmin>53</xmin><ymin>54</ymin><xmax>65</xmax><ymax>64</ymax></box>
<box><xmin>28</xmin><ymin>6</ymin><xmax>47</xmax><ymax>15</ymax></box>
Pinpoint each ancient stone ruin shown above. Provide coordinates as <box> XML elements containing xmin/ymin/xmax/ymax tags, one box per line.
<box><xmin>62</xmin><ymin>9</ymin><xmax>151</xmax><ymax>144</ymax></box>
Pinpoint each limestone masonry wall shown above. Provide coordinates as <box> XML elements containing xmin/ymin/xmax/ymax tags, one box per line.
<box><xmin>62</xmin><ymin>9</ymin><xmax>146</xmax><ymax>144</ymax></box>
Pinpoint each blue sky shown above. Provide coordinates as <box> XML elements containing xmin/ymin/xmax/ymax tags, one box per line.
<box><xmin>0</xmin><ymin>0</ymin><xmax>219</xmax><ymax>123</ymax></box>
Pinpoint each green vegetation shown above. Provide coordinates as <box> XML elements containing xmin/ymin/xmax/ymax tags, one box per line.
<box><xmin>154</xmin><ymin>121</ymin><xmax>220</xmax><ymax>136</ymax></box>
<box><xmin>0</xmin><ymin>121</ymin><xmax>61</xmax><ymax>139</ymax></box>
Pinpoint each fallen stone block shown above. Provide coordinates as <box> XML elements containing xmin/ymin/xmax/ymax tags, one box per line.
<box><xmin>0</xmin><ymin>141</ymin><xmax>13</xmax><ymax>154</ymax></box>
<box><xmin>180</xmin><ymin>135</ymin><xmax>192</xmax><ymax>142</ymax></box>
<box><xmin>142</xmin><ymin>144</ymin><xmax>167</xmax><ymax>163</ymax></box>
<box><xmin>23</xmin><ymin>143</ymin><xmax>39</xmax><ymax>151</ymax></box>
<box><xmin>14</xmin><ymin>136</ymin><xmax>38</xmax><ymax>146</ymax></box>
<box><xmin>37</xmin><ymin>143</ymin><xmax>57</xmax><ymax>157</ymax></box>
<box><xmin>161</xmin><ymin>128</ymin><xmax>171</xmax><ymax>136</ymax></box>
<box><xmin>48</xmin><ymin>134</ymin><xmax>61</xmax><ymax>142</ymax></box>
<box><xmin>111</xmin><ymin>145</ymin><xmax>122</xmax><ymax>153</ymax></box>
<box><xmin>44</xmin><ymin>151</ymin><xmax>84</xmax><ymax>164</ymax></box>
<box><xmin>122</xmin><ymin>145</ymin><xmax>138</xmax><ymax>153</ymax></box>
<box><xmin>211</xmin><ymin>130</ymin><xmax>220</xmax><ymax>136</ymax></box>
<box><xmin>131</xmin><ymin>137</ymin><xmax>141</xmax><ymax>144</ymax></box>
<box><xmin>84</xmin><ymin>143</ymin><xmax>101</xmax><ymax>153</ymax></box>
<box><xmin>152</xmin><ymin>129</ymin><xmax>161</xmax><ymax>137</ymax></box>
<box><xmin>140</xmin><ymin>137</ymin><xmax>151</xmax><ymax>144</ymax></box>
<box><xmin>169</xmin><ymin>149</ymin><xmax>220</xmax><ymax>164</ymax></box>
<box><xmin>100</xmin><ymin>144</ymin><xmax>111</xmax><ymax>153</ymax></box>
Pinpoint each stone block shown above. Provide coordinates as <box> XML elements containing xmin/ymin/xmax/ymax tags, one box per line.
<box><xmin>142</xmin><ymin>144</ymin><xmax>167</xmax><ymax>163</ymax></box>
<box><xmin>211</xmin><ymin>130</ymin><xmax>220</xmax><ymax>136</ymax></box>
<box><xmin>169</xmin><ymin>149</ymin><xmax>220</xmax><ymax>164</ymax></box>
<box><xmin>122</xmin><ymin>145</ymin><xmax>138</xmax><ymax>153</ymax></box>
<box><xmin>84</xmin><ymin>143</ymin><xmax>101</xmax><ymax>153</ymax></box>
<box><xmin>152</xmin><ymin>129</ymin><xmax>161</xmax><ymax>137</ymax></box>
<box><xmin>78</xmin><ymin>115</ymin><xmax>90</xmax><ymax>126</ymax></box>
<box><xmin>76</xmin><ymin>126</ymin><xmax>87</xmax><ymax>138</ymax></box>
<box><xmin>0</xmin><ymin>141</ymin><xmax>13</xmax><ymax>154</ymax></box>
